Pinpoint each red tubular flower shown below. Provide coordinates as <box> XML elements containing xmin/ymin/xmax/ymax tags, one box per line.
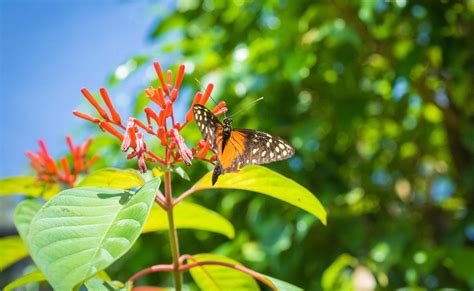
<box><xmin>60</xmin><ymin>157</ymin><xmax>72</xmax><ymax>185</ymax></box>
<box><xmin>99</xmin><ymin>88</ymin><xmax>122</xmax><ymax>124</ymax></box>
<box><xmin>145</xmin><ymin>86</ymin><xmax>165</xmax><ymax>108</ymax></box>
<box><xmin>81</xmin><ymin>138</ymin><xmax>93</xmax><ymax>156</ymax></box>
<box><xmin>174</xmin><ymin>64</ymin><xmax>185</xmax><ymax>92</ymax></box>
<box><xmin>99</xmin><ymin>121</ymin><xmax>124</xmax><ymax>140</ymax></box>
<box><xmin>158</xmin><ymin>127</ymin><xmax>168</xmax><ymax>146</ymax></box>
<box><xmin>153</xmin><ymin>61</ymin><xmax>169</xmax><ymax>94</ymax></box>
<box><xmin>170</xmin><ymin>128</ymin><xmax>193</xmax><ymax>166</ymax></box>
<box><xmin>212</xmin><ymin>101</ymin><xmax>228</xmax><ymax>116</ymax></box>
<box><xmin>199</xmin><ymin>84</ymin><xmax>214</xmax><ymax>105</ymax></box>
<box><xmin>121</xmin><ymin>118</ymin><xmax>138</xmax><ymax>151</ymax></box>
<box><xmin>167</xmin><ymin>70</ymin><xmax>173</xmax><ymax>89</ymax></box>
<box><xmin>185</xmin><ymin>92</ymin><xmax>203</xmax><ymax>122</ymax></box>
<box><xmin>27</xmin><ymin>137</ymin><xmax>99</xmax><ymax>187</ymax></box>
<box><xmin>169</xmin><ymin>88</ymin><xmax>178</xmax><ymax>102</ymax></box>
<box><xmin>73</xmin><ymin>111</ymin><xmax>100</xmax><ymax>123</ymax></box>
<box><xmin>75</xmin><ymin>60</ymin><xmax>222</xmax><ymax>172</ymax></box>
<box><xmin>144</xmin><ymin>107</ymin><xmax>160</xmax><ymax>129</ymax></box>
<box><xmin>165</xmin><ymin>101</ymin><xmax>173</xmax><ymax>117</ymax></box>
<box><xmin>136</xmin><ymin>132</ymin><xmax>148</xmax><ymax>172</ymax></box>
<box><xmin>198</xmin><ymin>140</ymin><xmax>211</xmax><ymax>159</ymax></box>
<box><xmin>38</xmin><ymin>140</ymin><xmax>59</xmax><ymax>175</ymax></box>
<box><xmin>81</xmin><ymin>88</ymin><xmax>110</xmax><ymax>120</ymax></box>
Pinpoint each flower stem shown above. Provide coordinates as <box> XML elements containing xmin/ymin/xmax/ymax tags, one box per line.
<box><xmin>164</xmin><ymin>171</ymin><xmax>182</xmax><ymax>290</ymax></box>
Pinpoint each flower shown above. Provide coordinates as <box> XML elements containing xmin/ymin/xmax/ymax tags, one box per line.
<box><xmin>26</xmin><ymin>136</ymin><xmax>99</xmax><ymax>187</ymax></box>
<box><xmin>74</xmin><ymin>61</ymin><xmax>227</xmax><ymax>172</ymax></box>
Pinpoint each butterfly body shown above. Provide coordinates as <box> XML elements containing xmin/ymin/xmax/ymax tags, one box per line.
<box><xmin>193</xmin><ymin>104</ymin><xmax>295</xmax><ymax>185</ymax></box>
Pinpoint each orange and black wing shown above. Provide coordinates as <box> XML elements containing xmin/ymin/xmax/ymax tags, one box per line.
<box><xmin>193</xmin><ymin>104</ymin><xmax>223</xmax><ymax>152</ymax></box>
<box><xmin>219</xmin><ymin>129</ymin><xmax>295</xmax><ymax>173</ymax></box>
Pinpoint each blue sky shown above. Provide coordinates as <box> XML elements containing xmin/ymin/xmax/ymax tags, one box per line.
<box><xmin>0</xmin><ymin>0</ymin><xmax>156</xmax><ymax>177</ymax></box>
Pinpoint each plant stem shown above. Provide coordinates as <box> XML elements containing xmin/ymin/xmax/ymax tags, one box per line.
<box><xmin>164</xmin><ymin>171</ymin><xmax>182</xmax><ymax>291</ymax></box>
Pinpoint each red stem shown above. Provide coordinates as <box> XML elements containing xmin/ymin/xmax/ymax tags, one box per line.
<box><xmin>127</xmin><ymin>259</ymin><xmax>276</xmax><ymax>290</ymax></box>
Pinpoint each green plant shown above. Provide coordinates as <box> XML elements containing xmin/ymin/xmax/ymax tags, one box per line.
<box><xmin>1</xmin><ymin>61</ymin><xmax>326</xmax><ymax>290</ymax></box>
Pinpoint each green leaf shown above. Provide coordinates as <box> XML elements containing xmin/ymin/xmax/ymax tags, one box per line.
<box><xmin>172</xmin><ymin>166</ymin><xmax>190</xmax><ymax>181</ymax></box>
<box><xmin>321</xmin><ymin>253</ymin><xmax>357</xmax><ymax>290</ymax></box>
<box><xmin>76</xmin><ymin>168</ymin><xmax>145</xmax><ymax>189</ymax></box>
<box><xmin>194</xmin><ymin>165</ymin><xmax>327</xmax><ymax>225</ymax></box>
<box><xmin>150</xmin><ymin>15</ymin><xmax>186</xmax><ymax>39</ymax></box>
<box><xmin>187</xmin><ymin>254</ymin><xmax>302</xmax><ymax>290</ymax></box>
<box><xmin>261</xmin><ymin>275</ymin><xmax>302</xmax><ymax>291</ymax></box>
<box><xmin>187</xmin><ymin>254</ymin><xmax>259</xmax><ymax>290</ymax></box>
<box><xmin>0</xmin><ymin>236</ymin><xmax>29</xmax><ymax>271</ymax></box>
<box><xmin>143</xmin><ymin>202</ymin><xmax>235</xmax><ymax>239</ymax></box>
<box><xmin>447</xmin><ymin>247</ymin><xmax>474</xmax><ymax>287</ymax></box>
<box><xmin>0</xmin><ymin>177</ymin><xmax>60</xmax><ymax>198</ymax></box>
<box><xmin>24</xmin><ymin>179</ymin><xmax>160</xmax><ymax>290</ymax></box>
<box><xmin>3</xmin><ymin>269</ymin><xmax>46</xmax><ymax>291</ymax></box>
<box><xmin>14</xmin><ymin>199</ymin><xmax>42</xmax><ymax>239</ymax></box>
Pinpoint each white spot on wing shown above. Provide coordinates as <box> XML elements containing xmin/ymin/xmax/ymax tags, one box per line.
<box><xmin>252</xmin><ymin>148</ymin><xmax>258</xmax><ymax>154</ymax></box>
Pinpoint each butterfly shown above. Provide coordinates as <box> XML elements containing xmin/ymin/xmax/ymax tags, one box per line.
<box><xmin>193</xmin><ymin>104</ymin><xmax>295</xmax><ymax>185</ymax></box>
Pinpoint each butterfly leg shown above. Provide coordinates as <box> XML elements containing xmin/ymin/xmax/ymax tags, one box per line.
<box><xmin>212</xmin><ymin>162</ymin><xmax>223</xmax><ymax>185</ymax></box>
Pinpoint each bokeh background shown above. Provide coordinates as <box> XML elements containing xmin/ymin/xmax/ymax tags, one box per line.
<box><xmin>1</xmin><ymin>0</ymin><xmax>474</xmax><ymax>289</ymax></box>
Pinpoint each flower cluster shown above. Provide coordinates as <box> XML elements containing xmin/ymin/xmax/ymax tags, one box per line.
<box><xmin>74</xmin><ymin>61</ymin><xmax>227</xmax><ymax>172</ymax></box>
<box><xmin>26</xmin><ymin>137</ymin><xmax>99</xmax><ymax>187</ymax></box>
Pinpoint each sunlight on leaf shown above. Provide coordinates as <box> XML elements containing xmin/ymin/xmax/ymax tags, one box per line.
<box><xmin>143</xmin><ymin>202</ymin><xmax>235</xmax><ymax>239</ymax></box>
<box><xmin>0</xmin><ymin>177</ymin><xmax>60</xmax><ymax>199</ymax></box>
<box><xmin>76</xmin><ymin>168</ymin><xmax>145</xmax><ymax>189</ymax></box>
<box><xmin>0</xmin><ymin>236</ymin><xmax>29</xmax><ymax>271</ymax></box>
<box><xmin>3</xmin><ymin>269</ymin><xmax>46</xmax><ymax>291</ymax></box>
<box><xmin>194</xmin><ymin>166</ymin><xmax>327</xmax><ymax>225</ymax></box>
<box><xmin>23</xmin><ymin>179</ymin><xmax>159</xmax><ymax>290</ymax></box>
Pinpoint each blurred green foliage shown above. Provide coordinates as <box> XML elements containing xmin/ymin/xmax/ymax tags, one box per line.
<box><xmin>20</xmin><ymin>0</ymin><xmax>474</xmax><ymax>289</ymax></box>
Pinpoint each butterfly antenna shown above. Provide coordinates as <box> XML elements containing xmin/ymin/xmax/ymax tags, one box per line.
<box><xmin>229</xmin><ymin>97</ymin><xmax>264</xmax><ymax>118</ymax></box>
<box><xmin>195</xmin><ymin>78</ymin><xmax>228</xmax><ymax>119</ymax></box>
<box><xmin>195</xmin><ymin>78</ymin><xmax>219</xmax><ymax>106</ymax></box>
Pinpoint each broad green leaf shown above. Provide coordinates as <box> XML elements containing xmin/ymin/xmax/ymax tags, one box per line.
<box><xmin>76</xmin><ymin>168</ymin><xmax>145</xmax><ymax>189</ymax></box>
<box><xmin>143</xmin><ymin>202</ymin><xmax>235</xmax><ymax>239</ymax></box>
<box><xmin>0</xmin><ymin>236</ymin><xmax>29</xmax><ymax>271</ymax></box>
<box><xmin>4</xmin><ymin>269</ymin><xmax>112</xmax><ymax>291</ymax></box>
<box><xmin>187</xmin><ymin>254</ymin><xmax>259</xmax><ymax>290</ymax></box>
<box><xmin>25</xmin><ymin>179</ymin><xmax>160</xmax><ymax>290</ymax></box>
<box><xmin>14</xmin><ymin>199</ymin><xmax>42</xmax><ymax>239</ymax></box>
<box><xmin>194</xmin><ymin>166</ymin><xmax>327</xmax><ymax>225</ymax></box>
<box><xmin>0</xmin><ymin>176</ymin><xmax>60</xmax><ymax>198</ymax></box>
<box><xmin>3</xmin><ymin>269</ymin><xmax>46</xmax><ymax>291</ymax></box>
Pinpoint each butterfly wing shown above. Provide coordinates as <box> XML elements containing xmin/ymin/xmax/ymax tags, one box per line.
<box><xmin>193</xmin><ymin>104</ymin><xmax>223</xmax><ymax>152</ymax></box>
<box><xmin>219</xmin><ymin>129</ymin><xmax>295</xmax><ymax>173</ymax></box>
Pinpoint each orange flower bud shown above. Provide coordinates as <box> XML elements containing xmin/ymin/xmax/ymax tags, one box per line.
<box><xmin>99</xmin><ymin>88</ymin><xmax>122</xmax><ymax>124</ymax></box>
<box><xmin>199</xmin><ymin>83</ymin><xmax>214</xmax><ymax>105</ymax></box>
<box><xmin>174</xmin><ymin>64</ymin><xmax>185</xmax><ymax>92</ymax></box>
<box><xmin>99</xmin><ymin>121</ymin><xmax>124</xmax><ymax>140</ymax></box>
<box><xmin>80</xmin><ymin>88</ymin><xmax>110</xmax><ymax>120</ymax></box>
<box><xmin>153</xmin><ymin>61</ymin><xmax>169</xmax><ymax>94</ymax></box>
<box><xmin>73</xmin><ymin>111</ymin><xmax>100</xmax><ymax>123</ymax></box>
